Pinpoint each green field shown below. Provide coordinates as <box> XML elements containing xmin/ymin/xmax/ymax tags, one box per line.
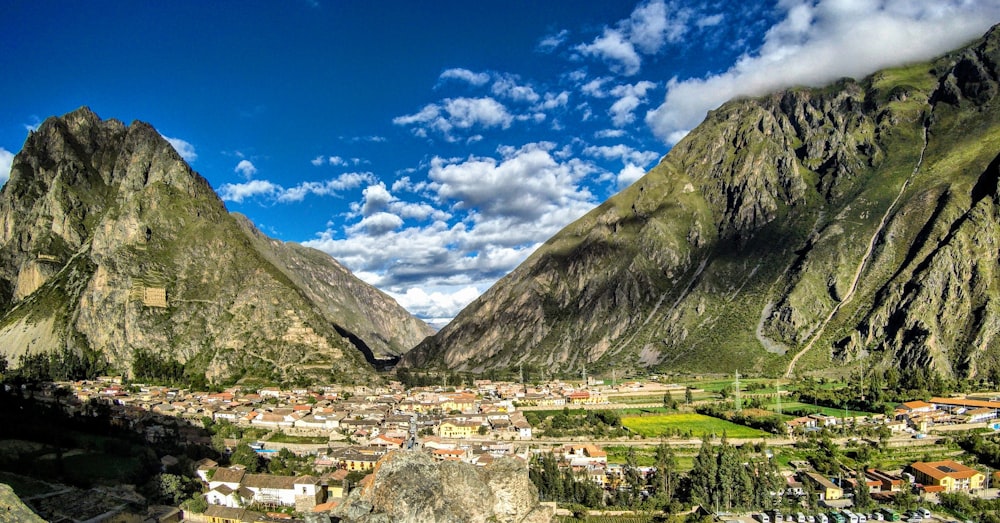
<box><xmin>765</xmin><ymin>401</ymin><xmax>877</xmax><ymax>418</ymax></box>
<box><xmin>622</xmin><ymin>412</ymin><xmax>769</xmax><ymax>438</ymax></box>
<box><xmin>267</xmin><ymin>433</ymin><xmax>329</xmax><ymax>444</ymax></box>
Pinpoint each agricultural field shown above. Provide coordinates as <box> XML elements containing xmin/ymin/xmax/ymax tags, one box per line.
<box><xmin>765</xmin><ymin>401</ymin><xmax>878</xmax><ymax>418</ymax></box>
<box><xmin>621</xmin><ymin>412</ymin><xmax>770</xmax><ymax>439</ymax></box>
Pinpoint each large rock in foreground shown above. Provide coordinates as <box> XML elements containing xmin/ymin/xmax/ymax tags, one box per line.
<box><xmin>333</xmin><ymin>451</ymin><xmax>553</xmax><ymax>523</ymax></box>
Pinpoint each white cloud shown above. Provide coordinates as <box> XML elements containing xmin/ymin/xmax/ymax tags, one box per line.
<box><xmin>234</xmin><ymin>159</ymin><xmax>257</xmax><ymax>179</ymax></box>
<box><xmin>617</xmin><ymin>163</ymin><xmax>647</xmax><ymax>187</ymax></box>
<box><xmin>439</xmin><ymin>68</ymin><xmax>491</xmax><ymax>87</ymax></box>
<box><xmin>646</xmin><ymin>0</ymin><xmax>1000</xmax><ymax>144</ymax></box>
<box><xmin>428</xmin><ymin>142</ymin><xmax>596</xmax><ymax>222</ymax></box>
<box><xmin>162</xmin><ymin>135</ymin><xmax>197</xmax><ymax>162</ymax></box>
<box><xmin>536</xmin><ymin>91</ymin><xmax>570</xmax><ymax>111</ymax></box>
<box><xmin>581</xmin><ymin>77</ymin><xmax>612</xmax><ymax>98</ymax></box>
<box><xmin>537</xmin><ymin>29</ymin><xmax>570</xmax><ymax>53</ymax></box>
<box><xmin>312</xmin><ymin>155</ymin><xmax>351</xmax><ymax>167</ymax></box>
<box><xmin>576</xmin><ymin>28</ymin><xmax>642</xmax><ymax>76</ymax></box>
<box><xmin>349</xmin><ymin>212</ymin><xmax>404</xmax><ymax>236</ymax></box>
<box><xmin>218</xmin><ymin>179</ymin><xmax>280</xmax><ymax>203</ymax></box>
<box><xmin>583</xmin><ymin>144</ymin><xmax>660</xmax><ymax>166</ymax></box>
<box><xmin>219</xmin><ymin>172</ymin><xmax>375</xmax><ymax>204</ymax></box>
<box><xmin>697</xmin><ymin>13</ymin><xmax>724</xmax><ymax>29</ymax></box>
<box><xmin>628</xmin><ymin>0</ymin><xmax>688</xmax><ymax>54</ymax></box>
<box><xmin>360</xmin><ymin>182</ymin><xmax>393</xmax><ymax>216</ymax></box>
<box><xmin>393</xmin><ymin>96</ymin><xmax>514</xmax><ymax>141</ymax></box>
<box><xmin>491</xmin><ymin>75</ymin><xmax>541</xmax><ymax>103</ymax></box>
<box><xmin>0</xmin><ymin>147</ymin><xmax>13</xmax><ymax>186</ymax></box>
<box><xmin>608</xmin><ymin>80</ymin><xmax>656</xmax><ymax>126</ymax></box>
<box><xmin>595</xmin><ymin>129</ymin><xmax>626</xmax><ymax>139</ymax></box>
<box><xmin>389</xmin><ymin>286</ymin><xmax>483</xmax><ymax>326</ymax></box>
<box><xmin>575</xmin><ymin>0</ymin><xmax>693</xmax><ymax>75</ymax></box>
<box><xmin>303</xmin><ymin>142</ymin><xmax>605</xmax><ymax>322</ymax></box>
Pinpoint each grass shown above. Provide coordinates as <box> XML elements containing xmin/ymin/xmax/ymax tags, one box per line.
<box><xmin>621</xmin><ymin>412</ymin><xmax>769</xmax><ymax>439</ymax></box>
<box><xmin>765</xmin><ymin>401</ymin><xmax>878</xmax><ymax>418</ymax></box>
<box><xmin>267</xmin><ymin>433</ymin><xmax>329</xmax><ymax>444</ymax></box>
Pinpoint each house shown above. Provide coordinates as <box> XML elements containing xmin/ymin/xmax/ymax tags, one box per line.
<box><xmin>439</xmin><ymin>420</ymin><xmax>480</xmax><ymax>438</ymax></box>
<box><xmin>895</xmin><ymin>400</ymin><xmax>935</xmax><ymax>418</ymax></box>
<box><xmin>325</xmin><ymin>469</ymin><xmax>350</xmax><ymax>500</ymax></box>
<box><xmin>194</xmin><ymin>458</ymin><xmax>218</xmax><ymax>482</ymax></box>
<box><xmin>909</xmin><ymin>460</ymin><xmax>985</xmax><ymax>493</ymax></box>
<box><xmin>963</xmin><ymin>407</ymin><xmax>997</xmax><ymax>423</ymax></box>
<box><xmin>206</xmin><ymin>483</ymin><xmax>253</xmax><ymax>508</ymax></box>
<box><xmin>205</xmin><ymin>467</ymin><xmax>321</xmax><ymax>510</ymax></box>
<box><xmin>808</xmin><ymin>413</ymin><xmax>838</xmax><ymax>427</ymax></box>
<box><xmin>560</xmin><ymin>445</ymin><xmax>608</xmax><ymax>467</ymax></box>
<box><xmin>785</xmin><ymin>416</ymin><xmax>817</xmax><ymax>432</ymax></box>
<box><xmin>512</xmin><ymin>417</ymin><xmax>533</xmax><ymax>440</ymax></box>
<box><xmin>203</xmin><ymin>505</ymin><xmax>263</xmax><ymax>523</ymax></box>
<box><xmin>865</xmin><ymin>468</ymin><xmax>905</xmax><ymax>493</ymax></box>
<box><xmin>801</xmin><ymin>471</ymin><xmax>843</xmax><ymax>500</ymax></box>
<box><xmin>432</xmin><ymin>447</ymin><xmax>470</xmax><ymax>462</ymax></box>
<box><xmin>368</xmin><ymin>434</ymin><xmax>404</xmax><ymax>449</ymax></box>
<box><xmin>340</xmin><ymin>449</ymin><xmax>381</xmax><ymax>472</ymax></box>
<box><xmin>208</xmin><ymin>466</ymin><xmax>247</xmax><ymax>491</ymax></box>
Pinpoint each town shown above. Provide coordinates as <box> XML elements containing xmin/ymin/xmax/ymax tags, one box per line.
<box><xmin>4</xmin><ymin>371</ymin><xmax>1000</xmax><ymax>523</ymax></box>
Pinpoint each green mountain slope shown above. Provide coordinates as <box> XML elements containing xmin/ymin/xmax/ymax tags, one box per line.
<box><xmin>404</xmin><ymin>25</ymin><xmax>1000</xmax><ymax>380</ymax></box>
<box><xmin>0</xmin><ymin>108</ymin><xmax>433</xmax><ymax>385</ymax></box>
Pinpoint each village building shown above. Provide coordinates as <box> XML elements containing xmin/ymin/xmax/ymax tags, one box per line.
<box><xmin>909</xmin><ymin>460</ymin><xmax>985</xmax><ymax>493</ymax></box>
<box><xmin>801</xmin><ymin>471</ymin><xmax>843</xmax><ymax>501</ymax></box>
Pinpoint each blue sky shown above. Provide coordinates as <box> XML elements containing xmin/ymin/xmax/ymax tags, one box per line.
<box><xmin>2</xmin><ymin>1</ymin><xmax>999</xmax><ymax>327</ymax></box>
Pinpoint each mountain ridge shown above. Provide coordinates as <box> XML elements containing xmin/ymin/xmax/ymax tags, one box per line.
<box><xmin>0</xmin><ymin>107</ymin><xmax>433</xmax><ymax>384</ymax></box>
<box><xmin>403</xmin><ymin>24</ymin><xmax>1000</xmax><ymax>381</ymax></box>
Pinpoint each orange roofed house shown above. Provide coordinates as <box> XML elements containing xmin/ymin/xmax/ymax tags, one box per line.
<box><xmin>909</xmin><ymin>460</ymin><xmax>985</xmax><ymax>493</ymax></box>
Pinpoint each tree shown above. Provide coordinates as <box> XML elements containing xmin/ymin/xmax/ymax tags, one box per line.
<box><xmin>664</xmin><ymin>390</ymin><xmax>678</xmax><ymax>409</ymax></box>
<box><xmin>690</xmin><ymin>435</ymin><xmax>717</xmax><ymax>508</ymax></box>
<box><xmin>852</xmin><ymin>468</ymin><xmax>874</xmax><ymax>512</ymax></box>
<box><xmin>182</xmin><ymin>494</ymin><xmax>208</xmax><ymax>513</ymax></box>
<box><xmin>229</xmin><ymin>443</ymin><xmax>262</xmax><ymax>472</ymax></box>
<box><xmin>654</xmin><ymin>440</ymin><xmax>676</xmax><ymax>499</ymax></box>
<box><xmin>148</xmin><ymin>473</ymin><xmax>199</xmax><ymax>505</ymax></box>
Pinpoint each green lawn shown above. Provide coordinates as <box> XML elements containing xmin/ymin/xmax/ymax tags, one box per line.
<box><xmin>622</xmin><ymin>412</ymin><xmax>769</xmax><ymax>438</ymax></box>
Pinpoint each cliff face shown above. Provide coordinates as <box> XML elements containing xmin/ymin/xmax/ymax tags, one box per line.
<box><xmin>332</xmin><ymin>451</ymin><xmax>553</xmax><ymax>523</ymax></box>
<box><xmin>405</xmin><ymin>25</ymin><xmax>1000</xmax><ymax>380</ymax></box>
<box><xmin>0</xmin><ymin>107</ymin><xmax>432</xmax><ymax>384</ymax></box>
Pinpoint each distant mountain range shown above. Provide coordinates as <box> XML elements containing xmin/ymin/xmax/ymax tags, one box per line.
<box><xmin>404</xmin><ymin>24</ymin><xmax>1000</xmax><ymax>381</ymax></box>
<box><xmin>0</xmin><ymin>107</ymin><xmax>433</xmax><ymax>385</ymax></box>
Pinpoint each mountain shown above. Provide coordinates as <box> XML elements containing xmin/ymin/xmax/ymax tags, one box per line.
<box><xmin>404</xmin><ymin>25</ymin><xmax>1000</xmax><ymax>381</ymax></box>
<box><xmin>0</xmin><ymin>107</ymin><xmax>433</xmax><ymax>384</ymax></box>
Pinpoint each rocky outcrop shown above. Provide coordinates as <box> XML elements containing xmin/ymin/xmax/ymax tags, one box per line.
<box><xmin>332</xmin><ymin>451</ymin><xmax>553</xmax><ymax>523</ymax></box>
<box><xmin>0</xmin><ymin>107</ymin><xmax>431</xmax><ymax>384</ymax></box>
<box><xmin>405</xmin><ymin>24</ymin><xmax>1000</xmax><ymax>380</ymax></box>
<box><xmin>0</xmin><ymin>484</ymin><xmax>46</xmax><ymax>523</ymax></box>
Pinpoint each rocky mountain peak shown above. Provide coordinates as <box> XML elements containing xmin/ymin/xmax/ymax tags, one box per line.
<box><xmin>404</xmin><ymin>23</ymin><xmax>1000</xmax><ymax>381</ymax></box>
<box><xmin>0</xmin><ymin>108</ymin><xmax>430</xmax><ymax>385</ymax></box>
